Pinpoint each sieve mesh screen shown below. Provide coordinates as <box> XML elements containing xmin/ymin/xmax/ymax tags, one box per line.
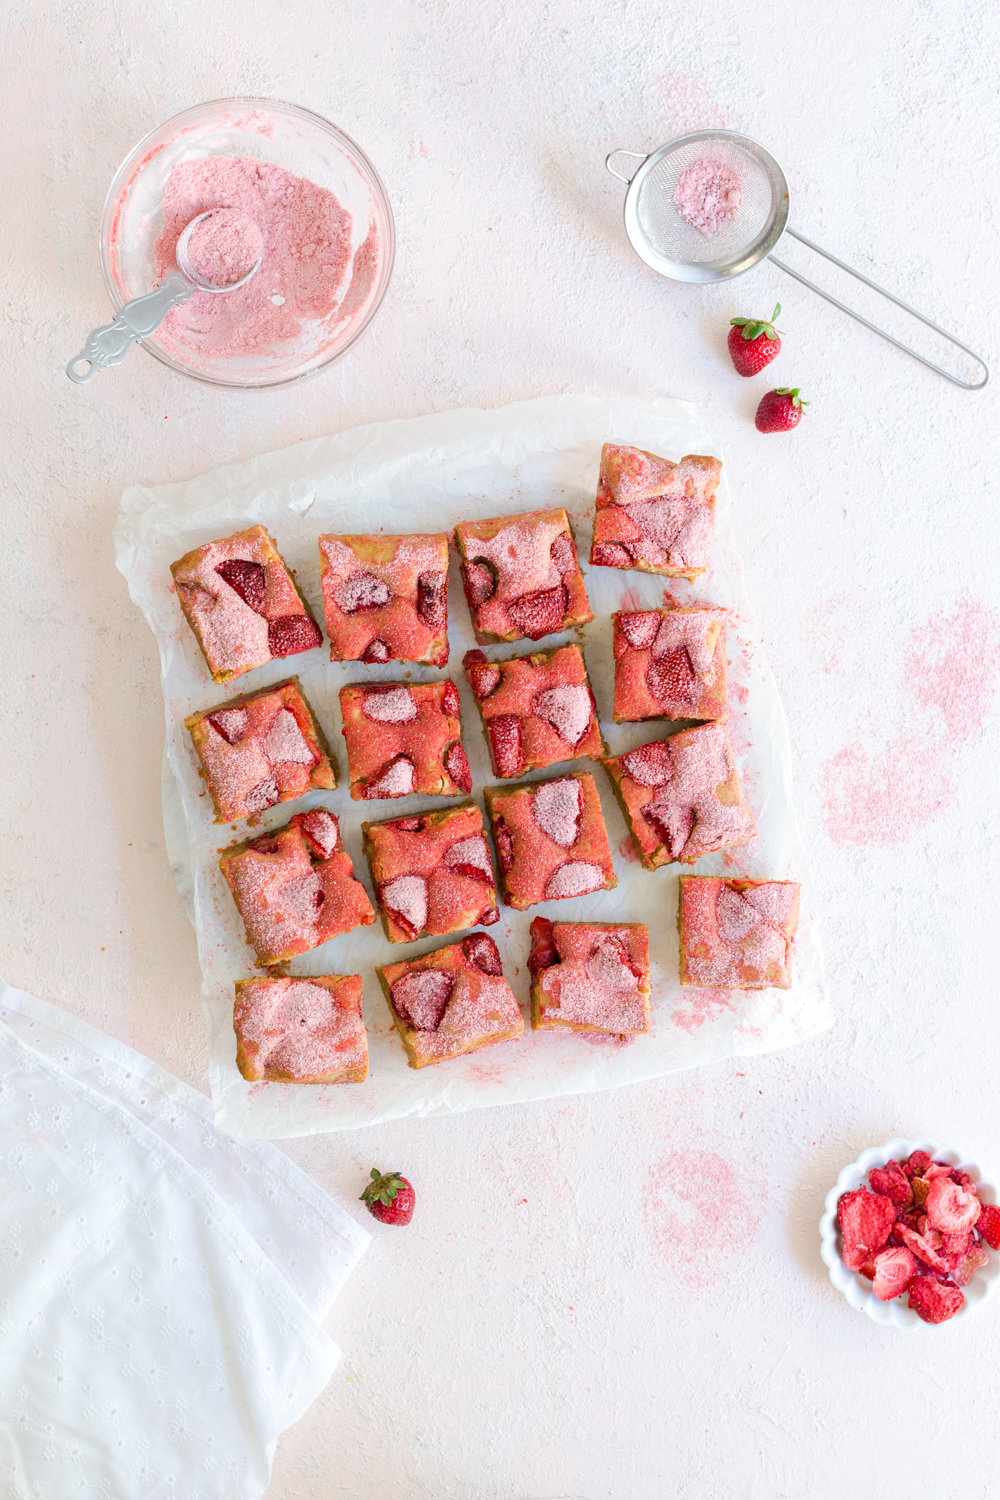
<box><xmin>636</xmin><ymin>137</ymin><xmax>777</xmax><ymax>267</ymax></box>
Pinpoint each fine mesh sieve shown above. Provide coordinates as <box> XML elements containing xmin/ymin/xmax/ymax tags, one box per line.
<box><xmin>607</xmin><ymin>130</ymin><xmax>988</xmax><ymax>390</ymax></box>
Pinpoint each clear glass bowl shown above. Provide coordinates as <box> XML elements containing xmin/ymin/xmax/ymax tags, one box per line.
<box><xmin>100</xmin><ymin>98</ymin><xmax>395</xmax><ymax>389</ymax></box>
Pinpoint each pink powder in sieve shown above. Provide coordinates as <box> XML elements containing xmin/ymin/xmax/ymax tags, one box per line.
<box><xmin>673</xmin><ymin>157</ymin><xmax>742</xmax><ymax>236</ymax></box>
<box><xmin>153</xmin><ymin>155</ymin><xmax>360</xmax><ymax>357</ymax></box>
<box><xmin>182</xmin><ymin>208</ymin><xmax>263</xmax><ymax>287</ymax></box>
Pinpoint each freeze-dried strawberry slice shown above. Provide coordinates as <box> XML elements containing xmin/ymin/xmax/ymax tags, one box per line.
<box><xmin>892</xmin><ymin>1222</ymin><xmax>951</xmax><ymax>1274</ymax></box>
<box><xmin>925</xmin><ymin>1177</ymin><xmax>981</xmax><ymax>1235</ymax></box>
<box><xmin>909</xmin><ymin>1150</ymin><xmax>933</xmax><ymax>1175</ymax></box>
<box><xmin>941</xmin><ymin>1230</ymin><xmax>972</xmax><ymax>1257</ymax></box>
<box><xmin>977</xmin><ymin>1203</ymin><xmax>1000</xmax><ymax>1250</ymax></box>
<box><xmin>208</xmin><ymin>708</ymin><xmax>249</xmax><ymax>745</ymax></box>
<box><xmin>869</xmin><ymin>1162</ymin><xmax>913</xmax><ymax>1207</ymax></box>
<box><xmin>871</xmin><ymin>1245</ymin><xmax>917</xmax><ymax>1301</ymax></box>
<box><xmin>216</xmin><ymin>558</ymin><xmax>266</xmax><ymax>613</ymax></box>
<box><xmin>462</xmin><ymin>932</ymin><xmax>503</xmax><ymax>975</ymax></box>
<box><xmin>443</xmin><ymin>835</ymin><xmax>494</xmax><ymax>884</ymax></box>
<box><xmin>527</xmin><ymin>915</ymin><xmax>558</xmax><ymax>975</ymax></box>
<box><xmin>381</xmin><ymin>874</ymin><xmax>429</xmax><ymax>937</ymax></box>
<box><xmin>281</xmin><ymin>871</ymin><xmax>325</xmax><ymax>922</ymax></box>
<box><xmin>642</xmin><ymin>802</ymin><xmax>693</xmax><ymax>860</ymax></box>
<box><xmin>335</xmin><ymin>572</ymin><xmax>392</xmax><ymax>613</ymax></box>
<box><xmin>295</xmin><ymin>809</ymin><xmax>339</xmax><ymax>858</ymax></box>
<box><xmin>443</xmin><ymin>741</ymin><xmax>472</xmax><ymax>793</ymax></box>
<box><xmin>362</xmin><ymin>638</ymin><xmax>390</xmax><ymax>664</ymax></box>
<box><xmin>462</xmin><ymin>559</ymin><xmax>497</xmax><ymax>606</ymax></box>
<box><xmin>244</xmin><ymin>776</ymin><xmax>280</xmax><ymax>814</ymax></box>
<box><xmin>952</xmin><ymin>1245</ymin><xmax>990</xmax><ymax>1287</ymax></box>
<box><xmin>924</xmin><ymin>1162</ymin><xmax>954</xmax><ymax>1180</ymax></box>
<box><xmin>268</xmin><ymin>614</ymin><xmax>323</xmax><ymax>657</ymax></box>
<box><xmin>391</xmin><ymin>968</ymin><xmax>453</xmax><ymax>1030</ymax></box>
<box><xmin>364</xmin><ymin>755</ymin><xmax>417</xmax><ymax>799</ymax></box>
<box><xmin>647</xmin><ymin>645</ymin><xmax>697</xmax><ymax>704</ymax></box>
<box><xmin>362</xmin><ymin>686</ymin><xmax>418</xmax><ymax>724</ymax></box>
<box><xmin>620</xmin><ymin>740</ymin><xmax>674</xmax><ymax>787</ymax></box>
<box><xmin>544</xmin><ymin>861</ymin><xmax>606</xmax><ymax>899</ymax></box>
<box><xmin>416</xmin><ymin>570</ymin><xmax>447</xmax><ymax>630</ymax></box>
<box><xmin>618</xmin><ymin>612</ymin><xmax>660</xmax><ymax>650</ymax></box>
<box><xmin>550</xmin><ymin>532</ymin><xmax>577</xmax><ymax>577</ymax></box>
<box><xmin>493</xmin><ymin>820</ymin><xmax>514</xmax><ymax>872</ymax></box>
<box><xmin>441</xmin><ymin>680</ymin><xmax>461</xmax><ymax>717</ymax></box>
<box><xmin>532</xmin><ymin>685</ymin><xmax>593</xmax><ymax>747</ymax></box>
<box><xmin>908</xmin><ymin>1276</ymin><xmax>964</xmax><ymax>1325</ymax></box>
<box><xmin>838</xmin><ymin>1189</ymin><xmax>896</xmax><ymax>1272</ymax></box>
<box><xmin>910</xmin><ymin>1176</ymin><xmax>931</xmax><ymax>1209</ymax></box>
<box><xmin>508</xmin><ymin>584</ymin><xmax>569</xmax><ymax>640</ymax></box>
<box><xmin>489</xmin><ymin>715</ymin><xmax>524</xmax><ymax>778</ymax></box>
<box><xmin>532</xmin><ymin>778</ymin><xmax>582</xmax><ymax>848</ymax></box>
<box><xmin>465</xmin><ymin>649</ymin><xmax>501</xmax><ymax>699</ymax></box>
<box><xmin>592</xmin><ymin>542</ymin><xmax>633</xmax><ymax>568</ymax></box>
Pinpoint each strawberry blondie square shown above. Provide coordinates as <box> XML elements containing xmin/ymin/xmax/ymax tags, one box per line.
<box><xmin>186</xmin><ymin>677</ymin><xmax>337</xmax><ymax>824</ymax></box>
<box><xmin>678</xmin><ymin>877</ymin><xmax>800</xmax><ymax>989</ymax></box>
<box><xmin>377</xmin><ymin>933</ymin><xmax>523</xmax><ymax>1069</ymax></box>
<box><xmin>454</xmin><ymin>507</ymin><xmax>592</xmax><ymax>644</ymax></box>
<box><xmin>219</xmin><ymin>808</ymin><xmax>375</xmax><ymax>967</ymax></box>
<box><xmin>590</xmin><ymin>444</ymin><xmax>722</xmax><ymax>580</ymax></box>
<box><xmin>233</xmin><ymin>974</ymin><xmax>369</xmax><ymax>1083</ymax></box>
<box><xmin>339</xmin><ymin>680</ymin><xmax>472</xmax><ymax>800</ymax></box>
<box><xmin>603</xmin><ymin>724</ymin><xmax>756</xmax><ymax>868</ymax></box>
<box><xmin>318</xmin><ymin>532</ymin><xmax>449</xmax><ymax>665</ymax></box>
<box><xmin>171</xmin><ymin>525</ymin><xmax>323</xmax><ymax>683</ymax></box>
<box><xmin>612</xmin><ymin>606</ymin><xmax>727</xmax><ymax>723</ymax></box>
<box><xmin>363</xmin><ymin>801</ymin><xmax>498</xmax><ymax>943</ymax></box>
<box><xmin>464</xmin><ymin>643</ymin><xmax>605</xmax><ymax>777</ymax></box>
<box><xmin>527</xmin><ymin>918</ymin><xmax>650</xmax><ymax>1034</ymax></box>
<box><xmin>484</xmin><ymin>772</ymin><xmax>617</xmax><ymax>910</ymax></box>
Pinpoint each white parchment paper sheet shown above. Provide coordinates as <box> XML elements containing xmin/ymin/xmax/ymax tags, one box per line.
<box><xmin>114</xmin><ymin>395</ymin><xmax>830</xmax><ymax>1138</ymax></box>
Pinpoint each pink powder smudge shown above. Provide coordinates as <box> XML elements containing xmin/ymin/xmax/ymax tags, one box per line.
<box><xmin>153</xmin><ymin>155</ymin><xmax>358</xmax><ymax>357</ymax></box>
<box><xmin>619</xmin><ymin>585</ymin><xmax>643</xmax><ymax>612</ymax></box>
<box><xmin>617</xmin><ymin>835</ymin><xmax>641</xmax><ymax>865</ymax></box>
<box><xmin>670</xmin><ymin>987</ymin><xmax>737</xmax><ymax>1035</ymax></box>
<box><xmin>643</xmin><ymin>1148</ymin><xmax>763</xmax><ymax>1290</ymax></box>
<box><xmin>659</xmin><ymin>73</ymin><xmax>730</xmax><ymax>135</ymax></box>
<box><xmin>823</xmin><ymin>597</ymin><xmax>1000</xmax><ymax>846</ymax></box>
<box><xmin>674</xmin><ymin>158</ymin><xmax>741</xmax><ymax>236</ymax></box>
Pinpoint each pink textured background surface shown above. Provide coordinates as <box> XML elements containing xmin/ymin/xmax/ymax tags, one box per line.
<box><xmin>3</xmin><ymin>1</ymin><xmax>999</xmax><ymax>1495</ymax></box>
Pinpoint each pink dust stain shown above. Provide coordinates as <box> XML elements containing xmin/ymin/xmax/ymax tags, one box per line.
<box><xmin>670</xmin><ymin>988</ymin><xmax>736</xmax><ymax>1035</ymax></box>
<box><xmin>658</xmin><ymin>74</ymin><xmax>731</xmax><ymax>135</ymax></box>
<box><xmin>617</xmin><ymin>835</ymin><xmax>641</xmax><ymax>864</ymax></box>
<box><xmin>823</xmin><ymin>598</ymin><xmax>1000</xmax><ymax>846</ymax></box>
<box><xmin>643</xmin><ymin>1148</ymin><xmax>762</xmax><ymax>1290</ymax></box>
<box><xmin>619</xmin><ymin>585</ymin><xmax>643</xmax><ymax>611</ymax></box>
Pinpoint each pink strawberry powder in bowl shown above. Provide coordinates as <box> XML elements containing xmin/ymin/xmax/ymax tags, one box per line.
<box><xmin>101</xmin><ymin>98</ymin><xmax>395</xmax><ymax>389</ymax></box>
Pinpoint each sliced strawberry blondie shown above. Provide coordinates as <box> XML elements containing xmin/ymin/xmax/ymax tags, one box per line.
<box><xmin>171</xmin><ymin>525</ymin><xmax>323</xmax><ymax>683</ymax></box>
<box><xmin>318</xmin><ymin>532</ymin><xmax>449</xmax><ymax>665</ymax></box>
<box><xmin>484</xmin><ymin>772</ymin><xmax>617</xmax><ymax>910</ymax></box>
<box><xmin>603</xmin><ymin>724</ymin><xmax>756</xmax><ymax>868</ymax></box>
<box><xmin>377</xmin><ymin>933</ymin><xmax>523</xmax><ymax>1069</ymax></box>
<box><xmin>339</xmin><ymin>680</ymin><xmax>472</xmax><ymax>800</ymax></box>
<box><xmin>233</xmin><ymin>974</ymin><xmax>369</xmax><ymax>1083</ymax></box>
<box><xmin>363</xmin><ymin>801</ymin><xmax>498</xmax><ymax>943</ymax></box>
<box><xmin>454</xmin><ymin>507</ymin><xmax>592</xmax><ymax>644</ymax></box>
<box><xmin>464</xmin><ymin>643</ymin><xmax>605</xmax><ymax>777</ymax></box>
<box><xmin>678</xmin><ymin>876</ymin><xmax>800</xmax><ymax>989</ymax></box>
<box><xmin>186</xmin><ymin>677</ymin><xmax>337</xmax><ymax>824</ymax></box>
<box><xmin>219</xmin><ymin>808</ymin><xmax>375</xmax><ymax>967</ymax></box>
<box><xmin>528</xmin><ymin>917</ymin><xmax>650</xmax><ymax>1034</ymax></box>
<box><xmin>590</xmin><ymin>444</ymin><xmax>721</xmax><ymax>580</ymax></box>
<box><xmin>612</xmin><ymin>606</ymin><xmax>727</xmax><ymax>722</ymax></box>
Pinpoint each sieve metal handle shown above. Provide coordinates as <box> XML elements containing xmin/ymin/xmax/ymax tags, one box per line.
<box><xmin>606</xmin><ymin>150</ymin><xmax>649</xmax><ymax>184</ymax></box>
<box><xmin>770</xmin><ymin>229</ymin><xmax>989</xmax><ymax>391</ymax></box>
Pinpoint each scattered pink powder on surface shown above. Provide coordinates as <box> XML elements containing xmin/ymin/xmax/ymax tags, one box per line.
<box><xmin>183</xmin><ymin>208</ymin><xmax>263</xmax><ymax>287</ymax></box>
<box><xmin>643</xmin><ymin>1148</ymin><xmax>763</xmax><ymax>1290</ymax></box>
<box><xmin>673</xmin><ymin>158</ymin><xmax>742</xmax><ymax>236</ymax></box>
<box><xmin>670</xmin><ymin>988</ymin><xmax>738</xmax><ymax>1035</ymax></box>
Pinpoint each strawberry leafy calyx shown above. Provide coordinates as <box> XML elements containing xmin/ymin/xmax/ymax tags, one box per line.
<box><xmin>730</xmin><ymin>303</ymin><xmax>781</xmax><ymax>341</ymax></box>
<box><xmin>361</xmin><ymin>1167</ymin><xmax>406</xmax><ymax>1206</ymax></box>
<box><xmin>773</xmin><ymin>387</ymin><xmax>808</xmax><ymax>408</ymax></box>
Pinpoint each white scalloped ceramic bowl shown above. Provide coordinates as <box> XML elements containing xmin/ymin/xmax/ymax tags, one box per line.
<box><xmin>819</xmin><ymin>1138</ymin><xmax>999</xmax><ymax>1328</ymax></box>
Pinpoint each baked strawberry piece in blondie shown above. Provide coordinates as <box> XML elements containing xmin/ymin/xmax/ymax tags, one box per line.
<box><xmin>464</xmin><ymin>643</ymin><xmax>605</xmax><ymax>777</ymax></box>
<box><xmin>377</xmin><ymin>933</ymin><xmax>523</xmax><ymax>1069</ymax></box>
<box><xmin>363</xmin><ymin>801</ymin><xmax>498</xmax><ymax>943</ymax></box>
<box><xmin>171</xmin><ymin>525</ymin><xmax>323</xmax><ymax>683</ymax></box>
<box><xmin>604</xmin><ymin>724</ymin><xmax>756</xmax><ymax>868</ymax></box>
<box><xmin>590</xmin><ymin>444</ymin><xmax>722</xmax><ymax>580</ymax></box>
<box><xmin>678</xmin><ymin>877</ymin><xmax>800</xmax><ymax>989</ymax></box>
<box><xmin>318</xmin><ymin>532</ymin><xmax>449</xmax><ymax>665</ymax></box>
<box><xmin>219</xmin><ymin>808</ymin><xmax>375</xmax><ymax>967</ymax></box>
<box><xmin>484</xmin><ymin>772</ymin><xmax>617</xmax><ymax>910</ymax></box>
<box><xmin>233</xmin><ymin>974</ymin><xmax>368</xmax><ymax>1083</ymax></box>
<box><xmin>612</xmin><ymin>606</ymin><xmax>727</xmax><ymax>723</ymax></box>
<box><xmin>339</xmin><ymin>680</ymin><xmax>471</xmax><ymax>800</ymax></box>
<box><xmin>186</xmin><ymin>677</ymin><xmax>337</xmax><ymax>824</ymax></box>
<box><xmin>528</xmin><ymin>918</ymin><xmax>650</xmax><ymax>1034</ymax></box>
<box><xmin>454</xmin><ymin>507</ymin><xmax>592</xmax><ymax>644</ymax></box>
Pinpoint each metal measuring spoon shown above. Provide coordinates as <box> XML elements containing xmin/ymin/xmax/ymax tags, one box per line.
<box><xmin>66</xmin><ymin>208</ymin><xmax>263</xmax><ymax>384</ymax></box>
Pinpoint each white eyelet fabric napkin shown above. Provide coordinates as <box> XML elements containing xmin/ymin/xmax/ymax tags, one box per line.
<box><xmin>0</xmin><ymin>979</ymin><xmax>369</xmax><ymax>1499</ymax></box>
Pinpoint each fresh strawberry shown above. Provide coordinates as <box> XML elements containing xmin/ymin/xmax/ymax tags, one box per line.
<box><xmin>268</xmin><ymin>614</ymin><xmax>323</xmax><ymax>656</ymax></box>
<box><xmin>216</xmin><ymin>558</ymin><xmax>266</xmax><ymax>612</ymax></box>
<box><xmin>727</xmin><ymin>303</ymin><xmax>781</xmax><ymax>377</ymax></box>
<box><xmin>755</xmin><ymin>388</ymin><xmax>808</xmax><ymax>434</ymax></box>
<box><xmin>361</xmin><ymin>1168</ymin><xmax>415</xmax><ymax>1226</ymax></box>
<box><xmin>489</xmin><ymin>715</ymin><xmax>524</xmax><ymax>777</ymax></box>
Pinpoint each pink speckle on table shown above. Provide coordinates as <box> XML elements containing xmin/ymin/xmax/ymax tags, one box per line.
<box><xmin>658</xmin><ymin>73</ymin><xmax>730</xmax><ymax>134</ymax></box>
<box><xmin>670</xmin><ymin>988</ymin><xmax>737</xmax><ymax>1035</ymax></box>
<box><xmin>643</xmin><ymin>1148</ymin><xmax>763</xmax><ymax>1289</ymax></box>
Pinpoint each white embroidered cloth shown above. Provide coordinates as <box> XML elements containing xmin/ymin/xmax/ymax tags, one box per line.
<box><xmin>0</xmin><ymin>979</ymin><xmax>369</xmax><ymax>1499</ymax></box>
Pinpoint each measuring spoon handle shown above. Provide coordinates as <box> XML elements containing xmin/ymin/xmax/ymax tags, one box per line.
<box><xmin>66</xmin><ymin>275</ymin><xmax>193</xmax><ymax>383</ymax></box>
